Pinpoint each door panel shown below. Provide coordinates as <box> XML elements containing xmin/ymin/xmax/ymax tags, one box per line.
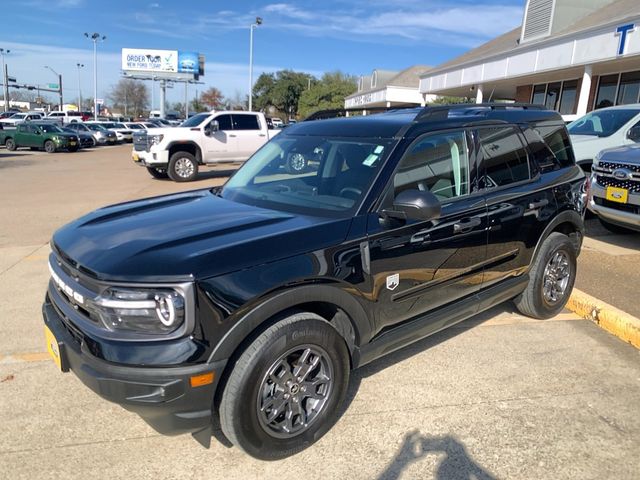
<box><xmin>231</xmin><ymin>114</ymin><xmax>266</xmax><ymax>160</ymax></box>
<box><xmin>366</xmin><ymin>129</ymin><xmax>487</xmax><ymax>334</ymax></box>
<box><xmin>203</xmin><ymin>114</ymin><xmax>235</xmax><ymax>162</ymax></box>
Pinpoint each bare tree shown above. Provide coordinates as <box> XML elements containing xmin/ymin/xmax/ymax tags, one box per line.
<box><xmin>109</xmin><ymin>79</ymin><xmax>149</xmax><ymax>117</ymax></box>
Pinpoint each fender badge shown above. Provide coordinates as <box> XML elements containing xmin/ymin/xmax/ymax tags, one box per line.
<box><xmin>386</xmin><ymin>274</ymin><xmax>399</xmax><ymax>291</ymax></box>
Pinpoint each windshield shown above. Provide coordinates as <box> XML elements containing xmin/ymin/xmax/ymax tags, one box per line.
<box><xmin>39</xmin><ymin>124</ymin><xmax>63</xmax><ymax>133</ymax></box>
<box><xmin>568</xmin><ymin>109</ymin><xmax>639</xmax><ymax>137</ymax></box>
<box><xmin>222</xmin><ymin>134</ymin><xmax>395</xmax><ymax>217</ymax></box>
<box><xmin>181</xmin><ymin>113</ymin><xmax>209</xmax><ymax>127</ymax></box>
<box><xmin>126</xmin><ymin>123</ymin><xmax>143</xmax><ymax>129</ymax></box>
<box><xmin>11</xmin><ymin>114</ymin><xmax>26</xmax><ymax>119</ymax></box>
<box><xmin>87</xmin><ymin>124</ymin><xmax>106</xmax><ymax>131</ymax></box>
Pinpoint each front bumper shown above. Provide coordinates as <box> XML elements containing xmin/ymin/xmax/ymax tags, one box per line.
<box><xmin>132</xmin><ymin>148</ymin><xmax>169</xmax><ymax>166</ymax></box>
<box><xmin>42</xmin><ymin>295</ymin><xmax>225</xmax><ymax>436</ymax></box>
<box><xmin>588</xmin><ymin>180</ymin><xmax>640</xmax><ymax>231</ymax></box>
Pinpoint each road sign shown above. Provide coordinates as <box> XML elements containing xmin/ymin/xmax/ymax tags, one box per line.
<box><xmin>48</xmin><ymin>83</ymin><xmax>59</xmax><ymax>89</ymax></box>
<box><xmin>96</xmin><ymin>98</ymin><xmax>104</xmax><ymax>105</ymax></box>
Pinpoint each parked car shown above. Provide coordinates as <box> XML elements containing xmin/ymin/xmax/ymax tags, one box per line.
<box><xmin>588</xmin><ymin>143</ymin><xmax>640</xmax><ymax>233</ymax></box>
<box><xmin>0</xmin><ymin>122</ymin><xmax>79</xmax><ymax>152</ymax></box>
<box><xmin>0</xmin><ymin>111</ymin><xmax>15</xmax><ymax>119</ymax></box>
<box><xmin>61</xmin><ymin>127</ymin><xmax>95</xmax><ymax>149</ymax></box>
<box><xmin>87</xmin><ymin>121</ymin><xmax>133</xmax><ymax>143</ymax></box>
<box><xmin>123</xmin><ymin>122</ymin><xmax>145</xmax><ymax>131</ymax></box>
<box><xmin>47</xmin><ymin>111</ymin><xmax>84</xmax><ymax>124</ymax></box>
<box><xmin>66</xmin><ymin>122</ymin><xmax>117</xmax><ymax>145</ymax></box>
<box><xmin>0</xmin><ymin>111</ymin><xmax>45</xmax><ymax>126</ymax></box>
<box><xmin>43</xmin><ymin>104</ymin><xmax>585</xmax><ymax>459</ymax></box>
<box><xmin>270</xmin><ymin>117</ymin><xmax>284</xmax><ymax>128</ymax></box>
<box><xmin>132</xmin><ymin>111</ymin><xmax>281</xmax><ymax>181</ymax></box>
<box><xmin>568</xmin><ymin>104</ymin><xmax>640</xmax><ymax>172</ymax></box>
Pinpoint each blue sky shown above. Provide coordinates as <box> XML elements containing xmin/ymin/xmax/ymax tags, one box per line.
<box><xmin>0</xmin><ymin>0</ymin><xmax>525</xmax><ymax>106</ymax></box>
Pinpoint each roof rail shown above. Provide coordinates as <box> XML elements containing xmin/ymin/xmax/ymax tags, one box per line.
<box><xmin>414</xmin><ymin>102</ymin><xmax>546</xmax><ymax>121</ymax></box>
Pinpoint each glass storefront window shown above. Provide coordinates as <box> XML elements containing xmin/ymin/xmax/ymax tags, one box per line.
<box><xmin>532</xmin><ymin>84</ymin><xmax>546</xmax><ymax>106</ymax></box>
<box><xmin>558</xmin><ymin>80</ymin><xmax>578</xmax><ymax>115</ymax></box>
<box><xmin>595</xmin><ymin>74</ymin><xmax>619</xmax><ymax>109</ymax></box>
<box><xmin>617</xmin><ymin>71</ymin><xmax>640</xmax><ymax>105</ymax></box>
<box><xmin>545</xmin><ymin>82</ymin><xmax>561</xmax><ymax>110</ymax></box>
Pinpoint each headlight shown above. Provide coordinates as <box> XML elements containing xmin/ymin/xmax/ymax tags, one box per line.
<box><xmin>149</xmin><ymin>134</ymin><xmax>164</xmax><ymax>146</ymax></box>
<box><xmin>52</xmin><ymin>136</ymin><xmax>60</xmax><ymax>142</ymax></box>
<box><xmin>89</xmin><ymin>287</ymin><xmax>185</xmax><ymax>334</ymax></box>
<box><xmin>593</xmin><ymin>152</ymin><xmax>602</xmax><ymax>169</ymax></box>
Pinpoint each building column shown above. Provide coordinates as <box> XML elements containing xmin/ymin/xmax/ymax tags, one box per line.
<box><xmin>420</xmin><ymin>94</ymin><xmax>426</xmax><ymax>107</ymax></box>
<box><xmin>362</xmin><ymin>109</ymin><xmax>367</xmax><ymax>116</ymax></box>
<box><xmin>576</xmin><ymin>65</ymin><xmax>592</xmax><ymax>116</ymax></box>
<box><xmin>475</xmin><ymin>85</ymin><xmax>484</xmax><ymax>104</ymax></box>
<box><xmin>386</xmin><ymin>101</ymin><xmax>391</xmax><ymax>108</ymax></box>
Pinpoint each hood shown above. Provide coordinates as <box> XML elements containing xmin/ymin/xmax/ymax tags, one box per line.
<box><xmin>52</xmin><ymin>190</ymin><xmax>351</xmax><ymax>281</ymax></box>
<box><xmin>569</xmin><ymin>134</ymin><xmax>608</xmax><ymax>161</ymax></box>
<box><xmin>145</xmin><ymin>127</ymin><xmax>177</xmax><ymax>135</ymax></box>
<box><xmin>598</xmin><ymin>144</ymin><xmax>640</xmax><ymax>163</ymax></box>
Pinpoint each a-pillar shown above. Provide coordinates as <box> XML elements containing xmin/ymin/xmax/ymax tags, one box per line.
<box><xmin>576</xmin><ymin>65</ymin><xmax>593</xmax><ymax>116</ymax></box>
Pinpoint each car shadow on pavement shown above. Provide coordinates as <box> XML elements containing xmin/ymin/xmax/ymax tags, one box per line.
<box><xmin>376</xmin><ymin>430</ymin><xmax>497</xmax><ymax>480</ymax></box>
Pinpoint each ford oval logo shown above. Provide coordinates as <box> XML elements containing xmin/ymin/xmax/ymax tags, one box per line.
<box><xmin>612</xmin><ymin>168</ymin><xmax>631</xmax><ymax>180</ymax></box>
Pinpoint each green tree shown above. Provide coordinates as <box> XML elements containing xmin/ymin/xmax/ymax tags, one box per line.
<box><xmin>109</xmin><ymin>78</ymin><xmax>149</xmax><ymax>117</ymax></box>
<box><xmin>298</xmin><ymin>71</ymin><xmax>357</xmax><ymax>118</ymax></box>
<box><xmin>252</xmin><ymin>70</ymin><xmax>313</xmax><ymax>118</ymax></box>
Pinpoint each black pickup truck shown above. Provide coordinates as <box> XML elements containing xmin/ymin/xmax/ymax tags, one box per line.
<box><xmin>43</xmin><ymin>104</ymin><xmax>585</xmax><ymax>459</ymax></box>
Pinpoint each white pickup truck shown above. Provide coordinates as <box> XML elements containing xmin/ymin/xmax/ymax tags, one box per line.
<box><xmin>132</xmin><ymin>110</ymin><xmax>280</xmax><ymax>181</ymax></box>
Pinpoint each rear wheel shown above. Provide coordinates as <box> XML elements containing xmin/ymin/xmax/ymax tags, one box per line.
<box><xmin>514</xmin><ymin>232</ymin><xmax>577</xmax><ymax>319</ymax></box>
<box><xmin>146</xmin><ymin>166</ymin><xmax>169</xmax><ymax>179</ymax></box>
<box><xmin>5</xmin><ymin>138</ymin><xmax>16</xmax><ymax>151</ymax></box>
<box><xmin>44</xmin><ymin>140</ymin><xmax>56</xmax><ymax>154</ymax></box>
<box><xmin>168</xmin><ymin>151</ymin><xmax>198</xmax><ymax>182</ymax></box>
<box><xmin>219</xmin><ymin>313</ymin><xmax>350</xmax><ymax>460</ymax></box>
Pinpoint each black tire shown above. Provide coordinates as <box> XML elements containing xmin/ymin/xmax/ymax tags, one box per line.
<box><xmin>219</xmin><ymin>313</ymin><xmax>350</xmax><ymax>460</ymax></box>
<box><xmin>167</xmin><ymin>151</ymin><xmax>198</xmax><ymax>182</ymax></box>
<box><xmin>68</xmin><ymin>146</ymin><xmax>79</xmax><ymax>152</ymax></box>
<box><xmin>514</xmin><ymin>232</ymin><xmax>577</xmax><ymax>319</ymax></box>
<box><xmin>5</xmin><ymin>138</ymin><xmax>16</xmax><ymax>151</ymax></box>
<box><xmin>285</xmin><ymin>152</ymin><xmax>307</xmax><ymax>174</ymax></box>
<box><xmin>146</xmin><ymin>166</ymin><xmax>169</xmax><ymax>179</ymax></box>
<box><xmin>44</xmin><ymin>140</ymin><xmax>56</xmax><ymax>154</ymax></box>
<box><xmin>599</xmin><ymin>218</ymin><xmax>634</xmax><ymax>234</ymax></box>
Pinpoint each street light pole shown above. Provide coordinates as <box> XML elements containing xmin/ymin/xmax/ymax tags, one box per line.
<box><xmin>44</xmin><ymin>65</ymin><xmax>63</xmax><ymax>111</ymax></box>
<box><xmin>0</xmin><ymin>48</ymin><xmax>9</xmax><ymax>112</ymax></box>
<box><xmin>76</xmin><ymin>63</ymin><xmax>84</xmax><ymax>111</ymax></box>
<box><xmin>248</xmin><ymin>16</ymin><xmax>262</xmax><ymax>112</ymax></box>
<box><xmin>84</xmin><ymin>32</ymin><xmax>106</xmax><ymax>121</ymax></box>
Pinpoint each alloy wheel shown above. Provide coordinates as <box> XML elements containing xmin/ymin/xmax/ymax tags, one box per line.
<box><xmin>542</xmin><ymin>250</ymin><xmax>571</xmax><ymax>304</ymax></box>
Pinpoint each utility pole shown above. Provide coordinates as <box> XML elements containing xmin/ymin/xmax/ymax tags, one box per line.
<box><xmin>44</xmin><ymin>65</ymin><xmax>63</xmax><ymax>111</ymax></box>
<box><xmin>184</xmin><ymin>81</ymin><xmax>189</xmax><ymax>118</ymax></box>
<box><xmin>76</xmin><ymin>63</ymin><xmax>84</xmax><ymax>110</ymax></box>
<box><xmin>248</xmin><ymin>16</ymin><xmax>262</xmax><ymax>112</ymax></box>
<box><xmin>0</xmin><ymin>48</ymin><xmax>9</xmax><ymax>112</ymax></box>
<box><xmin>84</xmin><ymin>32</ymin><xmax>106</xmax><ymax>120</ymax></box>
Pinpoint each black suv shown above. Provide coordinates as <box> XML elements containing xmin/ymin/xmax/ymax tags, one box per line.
<box><xmin>43</xmin><ymin>104</ymin><xmax>586</xmax><ymax>460</ymax></box>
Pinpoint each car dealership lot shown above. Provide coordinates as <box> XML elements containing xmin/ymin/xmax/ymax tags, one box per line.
<box><xmin>1</xmin><ymin>146</ymin><xmax>639</xmax><ymax>479</ymax></box>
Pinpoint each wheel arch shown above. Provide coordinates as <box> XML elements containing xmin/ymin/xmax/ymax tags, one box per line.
<box><xmin>167</xmin><ymin>141</ymin><xmax>202</xmax><ymax>163</ymax></box>
<box><xmin>532</xmin><ymin>210</ymin><xmax>584</xmax><ymax>264</ymax></box>
<box><xmin>208</xmin><ymin>284</ymin><xmax>370</xmax><ymax>367</ymax></box>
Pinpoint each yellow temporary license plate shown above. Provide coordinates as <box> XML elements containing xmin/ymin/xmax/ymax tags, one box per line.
<box><xmin>44</xmin><ymin>325</ymin><xmax>62</xmax><ymax>371</ymax></box>
<box><xmin>69</xmin><ymin>141</ymin><xmax>76</xmax><ymax>146</ymax></box>
<box><xmin>606</xmin><ymin>186</ymin><xmax>628</xmax><ymax>204</ymax></box>
<box><xmin>132</xmin><ymin>153</ymin><xmax>139</xmax><ymax>162</ymax></box>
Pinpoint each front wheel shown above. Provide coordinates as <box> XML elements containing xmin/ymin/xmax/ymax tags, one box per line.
<box><xmin>146</xmin><ymin>166</ymin><xmax>169</xmax><ymax>179</ymax></box>
<box><xmin>168</xmin><ymin>151</ymin><xmax>198</xmax><ymax>182</ymax></box>
<box><xmin>514</xmin><ymin>232</ymin><xmax>577</xmax><ymax>319</ymax></box>
<box><xmin>44</xmin><ymin>140</ymin><xmax>56</xmax><ymax>153</ymax></box>
<box><xmin>219</xmin><ymin>313</ymin><xmax>350</xmax><ymax>460</ymax></box>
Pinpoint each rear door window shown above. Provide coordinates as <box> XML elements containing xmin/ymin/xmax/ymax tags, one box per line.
<box><xmin>477</xmin><ymin>127</ymin><xmax>530</xmax><ymax>189</ymax></box>
<box><xmin>232</xmin><ymin>114</ymin><xmax>260</xmax><ymax>130</ymax></box>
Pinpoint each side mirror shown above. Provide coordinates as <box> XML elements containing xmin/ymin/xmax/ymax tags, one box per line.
<box><xmin>206</xmin><ymin>120</ymin><xmax>219</xmax><ymax>136</ymax></box>
<box><xmin>627</xmin><ymin>125</ymin><xmax>640</xmax><ymax>142</ymax></box>
<box><xmin>384</xmin><ymin>189</ymin><xmax>441</xmax><ymax>222</ymax></box>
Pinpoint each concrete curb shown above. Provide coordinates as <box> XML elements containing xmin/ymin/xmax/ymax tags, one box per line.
<box><xmin>566</xmin><ymin>288</ymin><xmax>640</xmax><ymax>349</ymax></box>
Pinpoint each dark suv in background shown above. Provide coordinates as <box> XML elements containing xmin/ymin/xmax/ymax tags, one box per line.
<box><xmin>43</xmin><ymin>104</ymin><xmax>585</xmax><ymax>460</ymax></box>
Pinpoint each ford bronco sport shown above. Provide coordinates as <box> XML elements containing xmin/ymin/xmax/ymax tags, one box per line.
<box><xmin>43</xmin><ymin>104</ymin><xmax>586</xmax><ymax>460</ymax></box>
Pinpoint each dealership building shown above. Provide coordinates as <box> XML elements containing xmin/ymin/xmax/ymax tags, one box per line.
<box><xmin>344</xmin><ymin>65</ymin><xmax>434</xmax><ymax>114</ymax></box>
<box><xmin>418</xmin><ymin>0</ymin><xmax>640</xmax><ymax>119</ymax></box>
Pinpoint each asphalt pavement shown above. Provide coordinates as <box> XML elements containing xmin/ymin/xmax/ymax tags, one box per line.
<box><xmin>0</xmin><ymin>145</ymin><xmax>638</xmax><ymax>479</ymax></box>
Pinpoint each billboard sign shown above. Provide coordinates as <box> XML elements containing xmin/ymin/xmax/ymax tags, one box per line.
<box><xmin>122</xmin><ymin>49</ymin><xmax>203</xmax><ymax>78</ymax></box>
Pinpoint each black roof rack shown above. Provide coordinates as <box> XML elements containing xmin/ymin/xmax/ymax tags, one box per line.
<box><xmin>414</xmin><ymin>102</ymin><xmax>546</xmax><ymax>121</ymax></box>
<box><xmin>303</xmin><ymin>104</ymin><xmax>418</xmax><ymax>122</ymax></box>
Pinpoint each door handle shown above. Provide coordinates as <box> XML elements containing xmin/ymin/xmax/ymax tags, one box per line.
<box><xmin>229</xmin><ymin>134</ymin><xmax>237</xmax><ymax>138</ymax></box>
<box><xmin>453</xmin><ymin>217</ymin><xmax>481</xmax><ymax>234</ymax></box>
<box><xmin>258</xmin><ymin>134</ymin><xmax>266</xmax><ymax>137</ymax></box>
<box><xmin>528</xmin><ymin>199</ymin><xmax>549</xmax><ymax>210</ymax></box>
<box><xmin>410</xmin><ymin>230</ymin><xmax>431</xmax><ymax>244</ymax></box>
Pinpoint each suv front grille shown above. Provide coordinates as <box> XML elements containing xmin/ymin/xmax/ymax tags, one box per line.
<box><xmin>595</xmin><ymin>176</ymin><xmax>640</xmax><ymax>193</ymax></box>
<box><xmin>597</xmin><ymin>161</ymin><xmax>640</xmax><ymax>173</ymax></box>
<box><xmin>133</xmin><ymin>133</ymin><xmax>149</xmax><ymax>151</ymax></box>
